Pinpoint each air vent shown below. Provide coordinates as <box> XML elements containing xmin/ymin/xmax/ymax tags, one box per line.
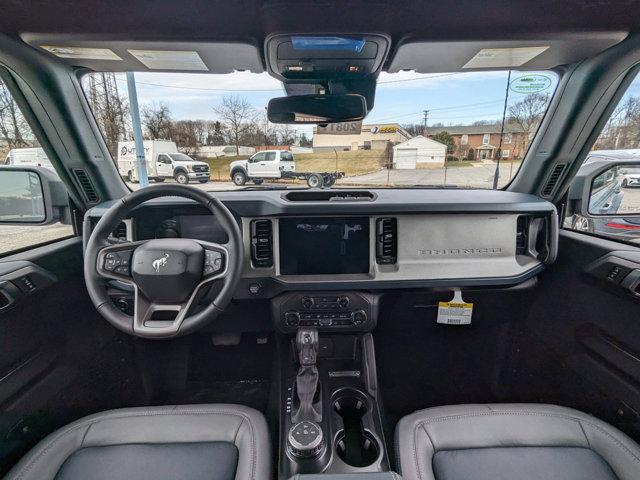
<box><xmin>110</xmin><ymin>222</ymin><xmax>128</xmax><ymax>241</ymax></box>
<box><xmin>284</xmin><ymin>190</ymin><xmax>375</xmax><ymax>202</ymax></box>
<box><xmin>541</xmin><ymin>163</ymin><xmax>567</xmax><ymax>197</ymax></box>
<box><xmin>250</xmin><ymin>220</ymin><xmax>273</xmax><ymax>268</ymax></box>
<box><xmin>376</xmin><ymin>217</ymin><xmax>397</xmax><ymax>265</ymax></box>
<box><xmin>73</xmin><ymin>169</ymin><xmax>99</xmax><ymax>203</ymax></box>
<box><xmin>516</xmin><ymin>216</ymin><xmax>529</xmax><ymax>255</ymax></box>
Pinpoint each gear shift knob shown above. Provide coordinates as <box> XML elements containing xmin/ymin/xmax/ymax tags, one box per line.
<box><xmin>296</xmin><ymin>328</ymin><xmax>319</xmax><ymax>366</ymax></box>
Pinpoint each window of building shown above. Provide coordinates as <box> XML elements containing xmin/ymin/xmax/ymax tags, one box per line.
<box><xmin>503</xmin><ymin>133</ymin><xmax>512</xmax><ymax>144</ymax></box>
<box><xmin>461</xmin><ymin>134</ymin><xmax>468</xmax><ymax>145</ymax></box>
<box><xmin>482</xmin><ymin>133</ymin><xmax>490</xmax><ymax>145</ymax></box>
<box><xmin>501</xmin><ymin>149</ymin><xmax>510</xmax><ymax>158</ymax></box>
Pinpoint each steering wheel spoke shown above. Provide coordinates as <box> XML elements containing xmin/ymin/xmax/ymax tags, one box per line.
<box><xmin>96</xmin><ymin>241</ymin><xmax>146</xmax><ymax>282</ymax></box>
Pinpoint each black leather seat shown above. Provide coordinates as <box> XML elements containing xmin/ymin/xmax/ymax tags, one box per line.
<box><xmin>4</xmin><ymin>404</ymin><xmax>271</xmax><ymax>480</ymax></box>
<box><xmin>395</xmin><ymin>404</ymin><xmax>640</xmax><ymax>480</ymax></box>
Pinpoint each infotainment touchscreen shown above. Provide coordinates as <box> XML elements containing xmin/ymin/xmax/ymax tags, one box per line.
<box><xmin>279</xmin><ymin>217</ymin><xmax>370</xmax><ymax>275</ymax></box>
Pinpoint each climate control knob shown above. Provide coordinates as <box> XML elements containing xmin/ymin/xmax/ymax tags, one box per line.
<box><xmin>352</xmin><ymin>310</ymin><xmax>367</xmax><ymax>326</ymax></box>
<box><xmin>284</xmin><ymin>312</ymin><xmax>300</xmax><ymax>327</ymax></box>
<box><xmin>338</xmin><ymin>296</ymin><xmax>350</xmax><ymax>308</ymax></box>
<box><xmin>301</xmin><ymin>296</ymin><xmax>314</xmax><ymax>309</ymax></box>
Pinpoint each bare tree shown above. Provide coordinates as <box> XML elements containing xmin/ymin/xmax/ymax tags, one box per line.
<box><xmin>170</xmin><ymin>120</ymin><xmax>202</xmax><ymax>155</ymax></box>
<box><xmin>508</xmin><ymin>93</ymin><xmax>550</xmax><ymax>152</ymax></box>
<box><xmin>595</xmin><ymin>96</ymin><xmax>640</xmax><ymax>150</ymax></box>
<box><xmin>84</xmin><ymin>73</ymin><xmax>130</xmax><ymax>157</ymax></box>
<box><xmin>213</xmin><ymin>95</ymin><xmax>257</xmax><ymax>154</ymax></box>
<box><xmin>142</xmin><ymin>103</ymin><xmax>173</xmax><ymax>140</ymax></box>
<box><xmin>0</xmin><ymin>80</ymin><xmax>32</xmax><ymax>151</ymax></box>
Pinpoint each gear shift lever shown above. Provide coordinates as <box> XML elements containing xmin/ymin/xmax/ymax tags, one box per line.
<box><xmin>297</xmin><ymin>328</ymin><xmax>319</xmax><ymax>365</ymax></box>
<box><xmin>292</xmin><ymin>328</ymin><xmax>321</xmax><ymax>423</ymax></box>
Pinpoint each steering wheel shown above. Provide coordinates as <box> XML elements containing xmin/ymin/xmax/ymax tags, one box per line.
<box><xmin>84</xmin><ymin>185</ymin><xmax>243</xmax><ymax>339</ymax></box>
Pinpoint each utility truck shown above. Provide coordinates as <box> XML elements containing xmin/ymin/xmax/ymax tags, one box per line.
<box><xmin>117</xmin><ymin>140</ymin><xmax>210</xmax><ymax>184</ymax></box>
<box><xmin>229</xmin><ymin>150</ymin><xmax>343</xmax><ymax>187</ymax></box>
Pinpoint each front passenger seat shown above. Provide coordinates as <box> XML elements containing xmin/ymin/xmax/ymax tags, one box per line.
<box><xmin>396</xmin><ymin>403</ymin><xmax>640</xmax><ymax>480</ymax></box>
<box><xmin>4</xmin><ymin>404</ymin><xmax>271</xmax><ymax>480</ymax></box>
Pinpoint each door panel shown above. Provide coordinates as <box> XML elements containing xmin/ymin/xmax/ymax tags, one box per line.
<box><xmin>511</xmin><ymin>230</ymin><xmax>640</xmax><ymax>440</ymax></box>
<box><xmin>0</xmin><ymin>238</ymin><xmax>143</xmax><ymax>475</ymax></box>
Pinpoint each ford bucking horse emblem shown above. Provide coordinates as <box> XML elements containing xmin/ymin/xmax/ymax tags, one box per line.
<box><xmin>152</xmin><ymin>253</ymin><xmax>170</xmax><ymax>273</ymax></box>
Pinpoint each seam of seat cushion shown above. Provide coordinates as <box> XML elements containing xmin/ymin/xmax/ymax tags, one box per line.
<box><xmin>12</xmin><ymin>407</ymin><xmax>256</xmax><ymax>480</ymax></box>
<box><xmin>410</xmin><ymin>410</ymin><xmax>640</xmax><ymax>480</ymax></box>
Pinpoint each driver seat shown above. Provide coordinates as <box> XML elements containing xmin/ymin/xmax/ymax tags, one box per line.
<box><xmin>3</xmin><ymin>404</ymin><xmax>271</xmax><ymax>480</ymax></box>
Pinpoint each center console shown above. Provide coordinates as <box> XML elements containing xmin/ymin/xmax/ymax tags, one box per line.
<box><xmin>275</xmin><ymin>292</ymin><xmax>388</xmax><ymax>479</ymax></box>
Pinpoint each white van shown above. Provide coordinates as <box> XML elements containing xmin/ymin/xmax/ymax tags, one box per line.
<box><xmin>4</xmin><ymin>147</ymin><xmax>54</xmax><ymax>170</ymax></box>
<box><xmin>117</xmin><ymin>140</ymin><xmax>210</xmax><ymax>184</ymax></box>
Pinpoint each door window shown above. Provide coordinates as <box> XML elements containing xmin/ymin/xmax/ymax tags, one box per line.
<box><xmin>565</xmin><ymin>71</ymin><xmax>640</xmax><ymax>244</ymax></box>
<box><xmin>0</xmin><ymin>78</ymin><xmax>74</xmax><ymax>255</ymax></box>
<box><xmin>251</xmin><ymin>152</ymin><xmax>266</xmax><ymax>163</ymax></box>
<box><xmin>264</xmin><ymin>152</ymin><xmax>276</xmax><ymax>161</ymax></box>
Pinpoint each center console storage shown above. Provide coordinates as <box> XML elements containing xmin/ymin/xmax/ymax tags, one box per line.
<box><xmin>333</xmin><ymin>390</ymin><xmax>380</xmax><ymax>468</ymax></box>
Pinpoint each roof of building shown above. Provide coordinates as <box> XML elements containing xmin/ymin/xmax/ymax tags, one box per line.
<box><xmin>426</xmin><ymin>124</ymin><xmax>525</xmax><ymax>135</ymax></box>
<box><xmin>393</xmin><ymin>135</ymin><xmax>447</xmax><ymax>150</ymax></box>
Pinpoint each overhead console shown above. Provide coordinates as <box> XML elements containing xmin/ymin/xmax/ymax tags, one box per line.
<box><xmin>265</xmin><ymin>34</ymin><xmax>389</xmax><ymax>82</ymax></box>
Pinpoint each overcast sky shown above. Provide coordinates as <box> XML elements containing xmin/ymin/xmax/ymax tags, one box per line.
<box><xmin>113</xmin><ymin>70</ymin><xmax>560</xmax><ymax>138</ymax></box>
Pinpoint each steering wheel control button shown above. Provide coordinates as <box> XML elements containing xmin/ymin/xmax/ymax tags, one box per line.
<box><xmin>288</xmin><ymin>421</ymin><xmax>324</xmax><ymax>458</ymax></box>
<box><xmin>104</xmin><ymin>253</ymin><xmax>118</xmax><ymax>271</ymax></box>
<box><xmin>248</xmin><ymin>283</ymin><xmax>261</xmax><ymax>295</ymax></box>
<box><xmin>204</xmin><ymin>250</ymin><xmax>224</xmax><ymax>276</ymax></box>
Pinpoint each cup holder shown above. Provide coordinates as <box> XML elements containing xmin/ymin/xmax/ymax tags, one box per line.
<box><xmin>333</xmin><ymin>393</ymin><xmax>380</xmax><ymax>467</ymax></box>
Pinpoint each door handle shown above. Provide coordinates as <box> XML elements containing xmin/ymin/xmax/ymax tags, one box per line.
<box><xmin>0</xmin><ymin>281</ymin><xmax>20</xmax><ymax>312</ymax></box>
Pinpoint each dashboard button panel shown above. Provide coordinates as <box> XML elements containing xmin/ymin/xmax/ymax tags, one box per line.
<box><xmin>272</xmin><ymin>292</ymin><xmax>378</xmax><ymax>333</ymax></box>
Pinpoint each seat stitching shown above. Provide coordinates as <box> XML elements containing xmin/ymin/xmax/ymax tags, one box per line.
<box><xmin>577</xmin><ymin>420</ymin><xmax>592</xmax><ymax>449</ymax></box>
<box><xmin>408</xmin><ymin>410</ymin><xmax>640</xmax><ymax>477</ymax></box>
<box><xmin>12</xmin><ymin>408</ymin><xmax>257</xmax><ymax>480</ymax></box>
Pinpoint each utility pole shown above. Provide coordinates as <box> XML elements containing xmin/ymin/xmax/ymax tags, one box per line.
<box><xmin>126</xmin><ymin>72</ymin><xmax>149</xmax><ymax>188</ymax></box>
<box><xmin>422</xmin><ymin>110</ymin><xmax>429</xmax><ymax>136</ymax></box>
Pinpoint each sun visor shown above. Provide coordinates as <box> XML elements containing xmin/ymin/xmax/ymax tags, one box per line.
<box><xmin>388</xmin><ymin>32</ymin><xmax>627</xmax><ymax>72</ymax></box>
<box><xmin>20</xmin><ymin>34</ymin><xmax>264</xmax><ymax>73</ymax></box>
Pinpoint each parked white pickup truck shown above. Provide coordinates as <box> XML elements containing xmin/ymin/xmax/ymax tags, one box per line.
<box><xmin>118</xmin><ymin>140</ymin><xmax>210</xmax><ymax>184</ymax></box>
<box><xmin>229</xmin><ymin>150</ymin><xmax>343</xmax><ymax>187</ymax></box>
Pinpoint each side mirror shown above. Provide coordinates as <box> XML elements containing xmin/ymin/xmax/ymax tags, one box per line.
<box><xmin>267</xmin><ymin>94</ymin><xmax>367</xmax><ymax>124</ymax></box>
<box><xmin>0</xmin><ymin>166</ymin><xmax>71</xmax><ymax>225</ymax></box>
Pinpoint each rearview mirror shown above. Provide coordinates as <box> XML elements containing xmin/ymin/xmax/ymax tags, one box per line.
<box><xmin>267</xmin><ymin>94</ymin><xmax>367</xmax><ymax>124</ymax></box>
<box><xmin>0</xmin><ymin>166</ymin><xmax>71</xmax><ymax>225</ymax></box>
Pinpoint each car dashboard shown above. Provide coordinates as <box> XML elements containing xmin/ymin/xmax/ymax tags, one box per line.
<box><xmin>85</xmin><ymin>188</ymin><xmax>558</xmax><ymax>298</ymax></box>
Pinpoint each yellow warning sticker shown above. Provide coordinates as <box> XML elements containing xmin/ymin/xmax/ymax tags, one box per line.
<box><xmin>437</xmin><ymin>291</ymin><xmax>473</xmax><ymax>325</ymax></box>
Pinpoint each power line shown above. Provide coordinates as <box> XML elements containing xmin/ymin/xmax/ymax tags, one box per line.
<box><xmin>114</xmin><ymin>71</ymin><xmax>465</xmax><ymax>93</ymax></box>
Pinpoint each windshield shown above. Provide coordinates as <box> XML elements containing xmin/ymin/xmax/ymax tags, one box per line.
<box><xmin>82</xmin><ymin>70</ymin><xmax>558</xmax><ymax>190</ymax></box>
<box><xmin>168</xmin><ymin>153</ymin><xmax>195</xmax><ymax>162</ymax></box>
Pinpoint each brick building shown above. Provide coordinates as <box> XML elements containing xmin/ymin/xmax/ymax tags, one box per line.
<box><xmin>427</xmin><ymin>124</ymin><xmax>528</xmax><ymax>161</ymax></box>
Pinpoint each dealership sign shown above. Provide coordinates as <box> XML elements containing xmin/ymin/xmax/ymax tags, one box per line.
<box><xmin>371</xmin><ymin>125</ymin><xmax>398</xmax><ymax>134</ymax></box>
<box><xmin>317</xmin><ymin>121</ymin><xmax>362</xmax><ymax>135</ymax></box>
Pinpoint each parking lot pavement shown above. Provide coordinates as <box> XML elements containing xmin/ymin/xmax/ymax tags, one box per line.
<box><xmin>0</xmin><ymin>223</ymin><xmax>74</xmax><ymax>255</ymax></box>
<box><xmin>341</xmin><ymin>161</ymin><xmax>522</xmax><ymax>188</ymax></box>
